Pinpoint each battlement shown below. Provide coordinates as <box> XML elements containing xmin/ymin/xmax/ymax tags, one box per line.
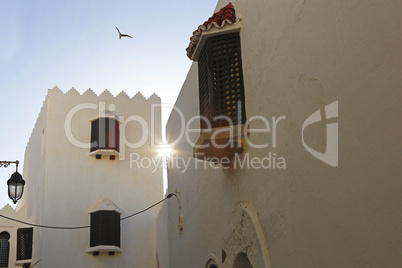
<box><xmin>26</xmin><ymin>86</ymin><xmax>161</xmax><ymax>150</ymax></box>
<box><xmin>48</xmin><ymin>86</ymin><xmax>161</xmax><ymax>103</ymax></box>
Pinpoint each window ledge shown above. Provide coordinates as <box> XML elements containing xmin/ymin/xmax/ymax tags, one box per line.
<box><xmin>89</xmin><ymin>149</ymin><xmax>120</xmax><ymax>157</ymax></box>
<box><xmin>86</xmin><ymin>245</ymin><xmax>121</xmax><ymax>254</ymax></box>
<box><xmin>193</xmin><ymin>124</ymin><xmax>248</xmax><ymax>165</ymax></box>
<box><xmin>15</xmin><ymin>259</ymin><xmax>32</xmax><ymax>266</ymax></box>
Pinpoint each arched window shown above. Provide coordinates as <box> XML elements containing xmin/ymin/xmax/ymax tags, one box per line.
<box><xmin>0</xmin><ymin>231</ymin><xmax>10</xmax><ymax>267</ymax></box>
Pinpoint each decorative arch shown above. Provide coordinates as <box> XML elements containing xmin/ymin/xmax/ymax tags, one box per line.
<box><xmin>221</xmin><ymin>203</ymin><xmax>271</xmax><ymax>268</ymax></box>
<box><xmin>205</xmin><ymin>253</ymin><xmax>220</xmax><ymax>268</ymax></box>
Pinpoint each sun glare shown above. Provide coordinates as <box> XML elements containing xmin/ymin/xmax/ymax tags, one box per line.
<box><xmin>159</xmin><ymin>147</ymin><xmax>172</xmax><ymax>158</ymax></box>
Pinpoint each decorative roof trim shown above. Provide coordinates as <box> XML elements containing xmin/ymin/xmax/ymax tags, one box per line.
<box><xmin>186</xmin><ymin>2</ymin><xmax>241</xmax><ymax>61</ymax></box>
<box><xmin>47</xmin><ymin>87</ymin><xmax>160</xmax><ymax>101</ymax></box>
<box><xmin>88</xmin><ymin>198</ymin><xmax>123</xmax><ymax>214</ymax></box>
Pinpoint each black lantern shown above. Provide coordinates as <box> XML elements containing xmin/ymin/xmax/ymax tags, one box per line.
<box><xmin>1</xmin><ymin>160</ymin><xmax>25</xmax><ymax>204</ymax></box>
<box><xmin>7</xmin><ymin>171</ymin><xmax>25</xmax><ymax>204</ymax></box>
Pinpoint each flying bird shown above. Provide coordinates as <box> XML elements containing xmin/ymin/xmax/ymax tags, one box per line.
<box><xmin>115</xmin><ymin>26</ymin><xmax>132</xmax><ymax>39</ymax></box>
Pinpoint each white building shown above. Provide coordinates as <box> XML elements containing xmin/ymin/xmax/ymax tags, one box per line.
<box><xmin>2</xmin><ymin>87</ymin><xmax>164</xmax><ymax>268</ymax></box>
<box><xmin>163</xmin><ymin>0</ymin><xmax>402</xmax><ymax>267</ymax></box>
<box><xmin>0</xmin><ymin>0</ymin><xmax>401</xmax><ymax>267</ymax></box>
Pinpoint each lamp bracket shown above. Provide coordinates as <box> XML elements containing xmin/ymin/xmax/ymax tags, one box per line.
<box><xmin>0</xmin><ymin>160</ymin><xmax>19</xmax><ymax>169</ymax></box>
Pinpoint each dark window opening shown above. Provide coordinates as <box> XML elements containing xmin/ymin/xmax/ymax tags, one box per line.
<box><xmin>233</xmin><ymin>252</ymin><xmax>252</xmax><ymax>268</ymax></box>
<box><xmin>90</xmin><ymin>118</ymin><xmax>120</xmax><ymax>152</ymax></box>
<box><xmin>198</xmin><ymin>32</ymin><xmax>246</xmax><ymax>129</ymax></box>
<box><xmin>0</xmin><ymin>232</ymin><xmax>10</xmax><ymax>267</ymax></box>
<box><xmin>90</xmin><ymin>211</ymin><xmax>120</xmax><ymax>248</ymax></box>
<box><xmin>17</xmin><ymin>228</ymin><xmax>33</xmax><ymax>261</ymax></box>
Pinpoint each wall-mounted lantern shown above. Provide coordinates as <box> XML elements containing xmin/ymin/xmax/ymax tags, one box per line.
<box><xmin>0</xmin><ymin>160</ymin><xmax>25</xmax><ymax>204</ymax></box>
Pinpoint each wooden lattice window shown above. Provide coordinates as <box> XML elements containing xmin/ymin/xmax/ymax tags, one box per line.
<box><xmin>198</xmin><ymin>32</ymin><xmax>246</xmax><ymax>129</ymax></box>
<box><xmin>90</xmin><ymin>118</ymin><xmax>120</xmax><ymax>152</ymax></box>
<box><xmin>0</xmin><ymin>232</ymin><xmax>10</xmax><ymax>267</ymax></box>
<box><xmin>16</xmin><ymin>228</ymin><xmax>33</xmax><ymax>261</ymax></box>
<box><xmin>90</xmin><ymin>211</ymin><xmax>120</xmax><ymax>248</ymax></box>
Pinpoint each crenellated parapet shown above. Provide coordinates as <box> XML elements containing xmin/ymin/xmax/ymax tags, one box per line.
<box><xmin>47</xmin><ymin>86</ymin><xmax>160</xmax><ymax>103</ymax></box>
<box><xmin>26</xmin><ymin>86</ymin><xmax>161</xmax><ymax>150</ymax></box>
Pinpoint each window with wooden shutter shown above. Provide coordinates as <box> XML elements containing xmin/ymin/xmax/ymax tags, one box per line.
<box><xmin>90</xmin><ymin>211</ymin><xmax>120</xmax><ymax>248</ymax></box>
<box><xmin>194</xmin><ymin>31</ymin><xmax>247</xmax><ymax>165</ymax></box>
<box><xmin>198</xmin><ymin>32</ymin><xmax>246</xmax><ymax>129</ymax></box>
<box><xmin>0</xmin><ymin>232</ymin><xmax>10</xmax><ymax>267</ymax></box>
<box><xmin>16</xmin><ymin>228</ymin><xmax>33</xmax><ymax>261</ymax></box>
<box><xmin>90</xmin><ymin>118</ymin><xmax>120</xmax><ymax>152</ymax></box>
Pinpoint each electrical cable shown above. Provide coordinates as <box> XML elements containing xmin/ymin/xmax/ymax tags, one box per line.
<box><xmin>120</xmin><ymin>194</ymin><xmax>172</xmax><ymax>220</ymax></box>
<box><xmin>0</xmin><ymin>214</ymin><xmax>89</xmax><ymax>229</ymax></box>
<box><xmin>0</xmin><ymin>193</ymin><xmax>177</xmax><ymax>230</ymax></box>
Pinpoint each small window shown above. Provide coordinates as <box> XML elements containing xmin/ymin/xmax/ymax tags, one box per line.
<box><xmin>16</xmin><ymin>228</ymin><xmax>33</xmax><ymax>261</ymax></box>
<box><xmin>198</xmin><ymin>32</ymin><xmax>246</xmax><ymax>129</ymax></box>
<box><xmin>90</xmin><ymin>211</ymin><xmax>120</xmax><ymax>248</ymax></box>
<box><xmin>0</xmin><ymin>232</ymin><xmax>10</xmax><ymax>267</ymax></box>
<box><xmin>90</xmin><ymin>118</ymin><xmax>120</xmax><ymax>153</ymax></box>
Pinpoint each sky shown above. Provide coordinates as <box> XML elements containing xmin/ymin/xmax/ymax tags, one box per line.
<box><xmin>0</xmin><ymin>0</ymin><xmax>219</xmax><ymax>208</ymax></box>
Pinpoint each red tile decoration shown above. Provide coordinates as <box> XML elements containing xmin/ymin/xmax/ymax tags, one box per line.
<box><xmin>186</xmin><ymin>2</ymin><xmax>238</xmax><ymax>60</ymax></box>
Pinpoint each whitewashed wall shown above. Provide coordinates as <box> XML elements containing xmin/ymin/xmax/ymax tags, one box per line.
<box><xmin>166</xmin><ymin>0</ymin><xmax>402</xmax><ymax>267</ymax></box>
<box><xmin>20</xmin><ymin>87</ymin><xmax>163</xmax><ymax>267</ymax></box>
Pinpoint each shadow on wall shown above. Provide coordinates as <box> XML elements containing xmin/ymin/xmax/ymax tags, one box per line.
<box><xmin>233</xmin><ymin>252</ymin><xmax>253</xmax><ymax>268</ymax></box>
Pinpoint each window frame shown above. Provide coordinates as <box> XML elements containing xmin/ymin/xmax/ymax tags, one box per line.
<box><xmin>193</xmin><ymin>27</ymin><xmax>249</xmax><ymax>165</ymax></box>
<box><xmin>16</xmin><ymin>228</ymin><xmax>33</xmax><ymax>262</ymax></box>
<box><xmin>89</xmin><ymin>116</ymin><xmax>121</xmax><ymax>158</ymax></box>
<box><xmin>87</xmin><ymin>199</ymin><xmax>123</xmax><ymax>256</ymax></box>
<box><xmin>89</xmin><ymin>210</ymin><xmax>121</xmax><ymax>248</ymax></box>
<box><xmin>0</xmin><ymin>231</ymin><xmax>10</xmax><ymax>267</ymax></box>
<box><xmin>198</xmin><ymin>31</ymin><xmax>246</xmax><ymax>130</ymax></box>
